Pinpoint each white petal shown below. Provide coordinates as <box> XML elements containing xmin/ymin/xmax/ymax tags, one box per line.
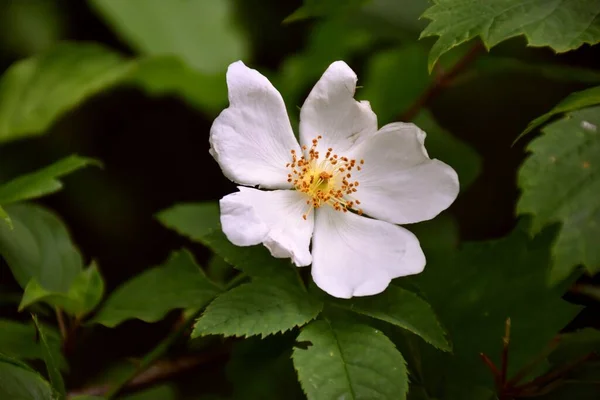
<box><xmin>210</xmin><ymin>61</ymin><xmax>301</xmax><ymax>189</ymax></box>
<box><xmin>350</xmin><ymin>122</ymin><xmax>459</xmax><ymax>225</ymax></box>
<box><xmin>299</xmin><ymin>61</ymin><xmax>377</xmax><ymax>154</ymax></box>
<box><xmin>311</xmin><ymin>207</ymin><xmax>425</xmax><ymax>298</ymax></box>
<box><xmin>220</xmin><ymin>187</ymin><xmax>313</xmax><ymax>266</ymax></box>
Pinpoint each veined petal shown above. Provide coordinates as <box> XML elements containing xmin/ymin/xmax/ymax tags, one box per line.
<box><xmin>351</xmin><ymin>122</ymin><xmax>459</xmax><ymax>225</ymax></box>
<box><xmin>311</xmin><ymin>207</ymin><xmax>425</xmax><ymax>298</ymax></box>
<box><xmin>210</xmin><ymin>61</ymin><xmax>301</xmax><ymax>189</ymax></box>
<box><xmin>220</xmin><ymin>187</ymin><xmax>313</xmax><ymax>266</ymax></box>
<box><xmin>299</xmin><ymin>61</ymin><xmax>377</xmax><ymax>154</ymax></box>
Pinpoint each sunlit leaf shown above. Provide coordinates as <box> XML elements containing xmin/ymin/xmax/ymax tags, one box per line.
<box><xmin>421</xmin><ymin>0</ymin><xmax>600</xmax><ymax>70</ymax></box>
<box><xmin>518</xmin><ymin>106</ymin><xmax>600</xmax><ymax>282</ymax></box>
<box><xmin>193</xmin><ymin>276</ymin><xmax>322</xmax><ymax>338</ymax></box>
<box><xmin>293</xmin><ymin>319</ymin><xmax>408</xmax><ymax>400</ymax></box>
<box><xmin>92</xmin><ymin>250</ymin><xmax>221</xmax><ymax>327</ymax></box>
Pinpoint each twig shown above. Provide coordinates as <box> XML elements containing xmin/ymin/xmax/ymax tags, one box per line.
<box><xmin>55</xmin><ymin>308</ymin><xmax>68</xmax><ymax>340</ymax></box>
<box><xmin>400</xmin><ymin>40</ymin><xmax>486</xmax><ymax>122</ymax></box>
<box><xmin>501</xmin><ymin>318</ymin><xmax>511</xmax><ymax>387</ymax></box>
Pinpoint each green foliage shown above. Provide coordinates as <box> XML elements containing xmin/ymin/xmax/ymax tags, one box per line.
<box><xmin>412</xmin><ymin>223</ymin><xmax>581</xmax><ymax>393</ymax></box>
<box><xmin>521</xmin><ymin>85</ymin><xmax>600</xmax><ymax>137</ymax></box>
<box><xmin>293</xmin><ymin>319</ymin><xmax>408</xmax><ymax>400</ymax></box>
<box><xmin>0</xmin><ymin>203</ymin><xmax>83</xmax><ymax>291</ymax></box>
<box><xmin>226</xmin><ymin>334</ymin><xmax>304</xmax><ymax>400</ymax></box>
<box><xmin>92</xmin><ymin>250</ymin><xmax>221</xmax><ymax>327</ymax></box>
<box><xmin>156</xmin><ymin>202</ymin><xmax>220</xmax><ymax>241</ymax></box>
<box><xmin>32</xmin><ymin>315</ymin><xmax>65</xmax><ymax>399</ymax></box>
<box><xmin>0</xmin><ymin>155</ymin><xmax>99</xmax><ymax>205</ymax></box>
<box><xmin>0</xmin><ymin>355</ymin><xmax>55</xmax><ymax>400</ymax></box>
<box><xmin>0</xmin><ymin>42</ymin><xmax>134</xmax><ymax>143</ymax></box>
<box><xmin>421</xmin><ymin>0</ymin><xmax>600</xmax><ymax>70</ymax></box>
<box><xmin>518</xmin><ymin>106</ymin><xmax>600</xmax><ymax>283</ymax></box>
<box><xmin>326</xmin><ymin>285</ymin><xmax>451</xmax><ymax>352</ymax></box>
<box><xmin>20</xmin><ymin>264</ymin><xmax>104</xmax><ymax>318</ymax></box>
<box><xmin>0</xmin><ymin>319</ymin><xmax>66</xmax><ymax>369</ymax></box>
<box><xmin>89</xmin><ymin>0</ymin><xmax>246</xmax><ymax>74</ymax></box>
<box><xmin>193</xmin><ymin>276</ymin><xmax>323</xmax><ymax>338</ymax></box>
<box><xmin>284</xmin><ymin>0</ymin><xmax>369</xmax><ymax>23</ymax></box>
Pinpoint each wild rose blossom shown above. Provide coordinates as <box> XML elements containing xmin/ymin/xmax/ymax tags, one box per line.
<box><xmin>209</xmin><ymin>60</ymin><xmax>459</xmax><ymax>298</ymax></box>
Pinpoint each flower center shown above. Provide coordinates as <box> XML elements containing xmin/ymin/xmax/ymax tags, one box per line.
<box><xmin>286</xmin><ymin>136</ymin><xmax>364</xmax><ymax>220</ymax></box>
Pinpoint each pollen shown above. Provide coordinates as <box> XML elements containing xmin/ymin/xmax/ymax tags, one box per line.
<box><xmin>287</xmin><ymin>136</ymin><xmax>364</xmax><ymax>220</ymax></box>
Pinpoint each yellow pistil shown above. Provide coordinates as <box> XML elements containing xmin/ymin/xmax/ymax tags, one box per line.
<box><xmin>287</xmin><ymin>136</ymin><xmax>364</xmax><ymax>220</ymax></box>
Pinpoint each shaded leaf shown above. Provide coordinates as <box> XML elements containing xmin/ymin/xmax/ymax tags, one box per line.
<box><xmin>90</xmin><ymin>0</ymin><xmax>246</xmax><ymax>74</ymax></box>
<box><xmin>20</xmin><ymin>264</ymin><xmax>104</xmax><ymax>318</ymax></box>
<box><xmin>421</xmin><ymin>0</ymin><xmax>600</xmax><ymax>70</ymax></box>
<box><xmin>0</xmin><ymin>205</ymin><xmax>10</xmax><ymax>228</ymax></box>
<box><xmin>156</xmin><ymin>202</ymin><xmax>220</xmax><ymax>241</ymax></box>
<box><xmin>0</xmin><ymin>203</ymin><xmax>83</xmax><ymax>291</ymax></box>
<box><xmin>520</xmin><ymin>85</ymin><xmax>600</xmax><ymax>138</ymax></box>
<box><xmin>0</xmin><ymin>354</ymin><xmax>54</xmax><ymax>400</ymax></box>
<box><xmin>0</xmin><ymin>319</ymin><xmax>66</xmax><ymax>370</ymax></box>
<box><xmin>518</xmin><ymin>106</ymin><xmax>600</xmax><ymax>282</ymax></box>
<box><xmin>92</xmin><ymin>250</ymin><xmax>221</xmax><ymax>327</ymax></box>
<box><xmin>327</xmin><ymin>285</ymin><xmax>450</xmax><ymax>351</ymax></box>
<box><xmin>0</xmin><ymin>155</ymin><xmax>99</xmax><ymax>205</ymax></box>
<box><xmin>32</xmin><ymin>315</ymin><xmax>65</xmax><ymax>399</ymax></box>
<box><xmin>193</xmin><ymin>276</ymin><xmax>322</xmax><ymax>338</ymax></box>
<box><xmin>284</xmin><ymin>0</ymin><xmax>370</xmax><ymax>23</ymax></box>
<box><xmin>0</xmin><ymin>42</ymin><xmax>134</xmax><ymax>143</ymax></box>
<box><xmin>293</xmin><ymin>319</ymin><xmax>408</xmax><ymax>400</ymax></box>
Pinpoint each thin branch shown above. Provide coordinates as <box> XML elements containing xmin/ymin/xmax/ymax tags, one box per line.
<box><xmin>501</xmin><ymin>317</ymin><xmax>511</xmax><ymax>387</ymax></box>
<box><xmin>400</xmin><ymin>40</ymin><xmax>486</xmax><ymax>122</ymax></box>
<box><xmin>55</xmin><ymin>308</ymin><xmax>68</xmax><ymax>340</ymax></box>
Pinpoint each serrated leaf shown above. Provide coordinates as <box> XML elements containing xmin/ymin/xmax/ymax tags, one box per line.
<box><xmin>20</xmin><ymin>264</ymin><xmax>104</xmax><ymax>318</ymax></box>
<box><xmin>193</xmin><ymin>277</ymin><xmax>323</xmax><ymax>338</ymax></box>
<box><xmin>157</xmin><ymin>203</ymin><xmax>300</xmax><ymax>282</ymax></box>
<box><xmin>0</xmin><ymin>354</ymin><xmax>54</xmax><ymax>400</ymax></box>
<box><xmin>0</xmin><ymin>155</ymin><xmax>100</xmax><ymax>205</ymax></box>
<box><xmin>284</xmin><ymin>0</ymin><xmax>370</xmax><ymax>23</ymax></box>
<box><xmin>0</xmin><ymin>319</ymin><xmax>66</xmax><ymax>370</ymax></box>
<box><xmin>518</xmin><ymin>106</ymin><xmax>600</xmax><ymax>282</ymax></box>
<box><xmin>92</xmin><ymin>250</ymin><xmax>220</xmax><ymax>327</ymax></box>
<box><xmin>0</xmin><ymin>42</ymin><xmax>134</xmax><ymax>143</ymax></box>
<box><xmin>89</xmin><ymin>0</ymin><xmax>246</xmax><ymax>74</ymax></box>
<box><xmin>411</xmin><ymin>223</ymin><xmax>581</xmax><ymax>392</ymax></box>
<box><xmin>327</xmin><ymin>285</ymin><xmax>450</xmax><ymax>352</ymax></box>
<box><xmin>0</xmin><ymin>203</ymin><xmax>83</xmax><ymax>291</ymax></box>
<box><xmin>32</xmin><ymin>315</ymin><xmax>65</xmax><ymax>399</ymax></box>
<box><xmin>421</xmin><ymin>0</ymin><xmax>600</xmax><ymax>70</ymax></box>
<box><xmin>293</xmin><ymin>319</ymin><xmax>408</xmax><ymax>400</ymax></box>
<box><xmin>519</xmin><ymin>85</ymin><xmax>600</xmax><ymax>139</ymax></box>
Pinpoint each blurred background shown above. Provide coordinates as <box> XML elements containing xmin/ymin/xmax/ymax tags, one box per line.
<box><xmin>0</xmin><ymin>0</ymin><xmax>599</xmax><ymax>397</ymax></box>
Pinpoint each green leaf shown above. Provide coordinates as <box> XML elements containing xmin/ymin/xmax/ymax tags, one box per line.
<box><xmin>92</xmin><ymin>250</ymin><xmax>221</xmax><ymax>327</ymax></box>
<box><xmin>157</xmin><ymin>203</ymin><xmax>300</xmax><ymax>282</ymax></box>
<box><xmin>0</xmin><ymin>42</ymin><xmax>134</xmax><ymax>144</ymax></box>
<box><xmin>20</xmin><ymin>263</ymin><xmax>104</xmax><ymax>318</ymax></box>
<box><xmin>549</xmin><ymin>328</ymin><xmax>600</xmax><ymax>366</ymax></box>
<box><xmin>0</xmin><ymin>155</ymin><xmax>100</xmax><ymax>205</ymax></box>
<box><xmin>0</xmin><ymin>203</ymin><xmax>83</xmax><ymax>291</ymax></box>
<box><xmin>327</xmin><ymin>285</ymin><xmax>450</xmax><ymax>352</ymax></box>
<box><xmin>421</xmin><ymin>0</ymin><xmax>600</xmax><ymax>71</ymax></box>
<box><xmin>413</xmin><ymin>110</ymin><xmax>482</xmax><ymax>190</ymax></box>
<box><xmin>32</xmin><ymin>315</ymin><xmax>65</xmax><ymax>399</ymax></box>
<box><xmin>89</xmin><ymin>0</ymin><xmax>246</xmax><ymax>74</ymax></box>
<box><xmin>412</xmin><ymin>223</ymin><xmax>581</xmax><ymax>391</ymax></box>
<box><xmin>518</xmin><ymin>106</ymin><xmax>600</xmax><ymax>282</ymax></box>
<box><xmin>520</xmin><ymin>85</ymin><xmax>600</xmax><ymax>138</ymax></box>
<box><xmin>0</xmin><ymin>319</ymin><xmax>66</xmax><ymax>370</ymax></box>
<box><xmin>284</xmin><ymin>0</ymin><xmax>370</xmax><ymax>23</ymax></box>
<box><xmin>0</xmin><ymin>354</ymin><xmax>54</xmax><ymax>400</ymax></box>
<box><xmin>193</xmin><ymin>276</ymin><xmax>323</xmax><ymax>338</ymax></box>
<box><xmin>360</xmin><ymin>44</ymin><xmax>431</xmax><ymax>124</ymax></box>
<box><xmin>227</xmin><ymin>334</ymin><xmax>304</xmax><ymax>400</ymax></box>
<box><xmin>293</xmin><ymin>319</ymin><xmax>408</xmax><ymax>400</ymax></box>
<box><xmin>0</xmin><ymin>205</ymin><xmax>11</xmax><ymax>228</ymax></box>
<box><xmin>120</xmin><ymin>385</ymin><xmax>178</xmax><ymax>400</ymax></box>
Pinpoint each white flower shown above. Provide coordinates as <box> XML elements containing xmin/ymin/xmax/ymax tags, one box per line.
<box><xmin>209</xmin><ymin>60</ymin><xmax>459</xmax><ymax>298</ymax></box>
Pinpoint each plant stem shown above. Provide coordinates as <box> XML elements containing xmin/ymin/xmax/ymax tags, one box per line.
<box><xmin>55</xmin><ymin>307</ymin><xmax>67</xmax><ymax>340</ymax></box>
